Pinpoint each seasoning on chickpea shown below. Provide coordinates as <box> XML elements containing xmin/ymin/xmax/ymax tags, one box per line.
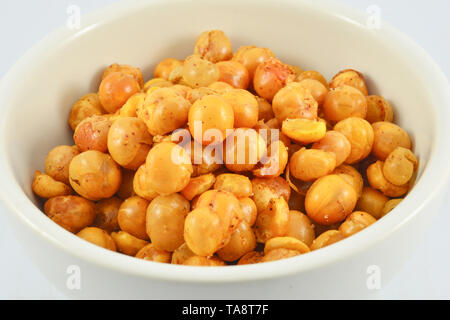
<box><xmin>367</xmin><ymin>160</ymin><xmax>408</xmax><ymax>197</ymax></box>
<box><xmin>214</xmin><ymin>173</ymin><xmax>252</xmax><ymax>198</ymax></box>
<box><xmin>252</xmin><ymin>177</ymin><xmax>291</xmax><ymax>214</ymax></box>
<box><xmin>69</xmin><ymin>93</ymin><xmax>105</xmax><ymax>131</ymax></box>
<box><xmin>102</xmin><ymin>63</ymin><xmax>144</xmax><ymax>88</ymax></box>
<box><xmin>221</xmin><ymin>89</ymin><xmax>259</xmax><ymax>128</ymax></box>
<box><xmin>233</xmin><ymin>45</ymin><xmax>275</xmax><ymax>79</ymax></box>
<box><xmin>133</xmin><ymin>164</ymin><xmax>159</xmax><ymax>201</ymax></box>
<box><xmin>181</xmin><ymin>173</ymin><xmax>216</xmax><ymax>201</ymax></box>
<box><xmin>372</xmin><ymin>121</ymin><xmax>411</xmax><ymax>160</ymax></box>
<box><xmin>272</xmin><ymin>82</ymin><xmax>318</xmax><ymax>122</ymax></box>
<box><xmin>297</xmin><ymin>70</ymin><xmax>329</xmax><ymax>89</ymax></box>
<box><xmin>216</xmin><ymin>60</ymin><xmax>250</xmax><ymax>89</ymax></box>
<box><xmin>323</xmin><ymin>85</ymin><xmax>368</xmax><ymax>123</ymax></box>
<box><xmin>238</xmin><ymin>251</ymin><xmax>264</xmax><ymax>265</ymax></box>
<box><xmin>98</xmin><ymin>72</ymin><xmax>141</xmax><ymax>113</ymax></box>
<box><xmin>382</xmin><ymin>146</ymin><xmax>418</xmax><ymax>186</ymax></box>
<box><xmin>183</xmin><ymin>54</ymin><xmax>220</xmax><ymax>88</ymax></box>
<box><xmin>329</xmin><ymin>69</ymin><xmax>368</xmax><ymax>95</ymax></box>
<box><xmin>32</xmin><ymin>170</ymin><xmax>72</xmax><ymax>199</ymax></box>
<box><xmin>74</xmin><ymin>115</ymin><xmax>112</xmax><ymax>153</ymax></box>
<box><xmin>136</xmin><ymin>244</ymin><xmax>172</xmax><ymax>263</ymax></box>
<box><xmin>254</xmin><ymin>197</ymin><xmax>290</xmax><ymax>243</ymax></box>
<box><xmin>93</xmin><ymin>197</ymin><xmax>122</xmax><ymax>233</ymax></box>
<box><xmin>289</xmin><ymin>148</ymin><xmax>336</xmax><ymax>182</ymax></box>
<box><xmin>44</xmin><ymin>145</ymin><xmax>80</xmax><ymax>184</ymax></box>
<box><xmin>366</xmin><ymin>95</ymin><xmax>394</xmax><ymax>123</ymax></box>
<box><xmin>332</xmin><ymin>164</ymin><xmax>364</xmax><ymax>197</ymax></box>
<box><xmin>239</xmin><ymin>197</ymin><xmax>258</xmax><ymax>227</ymax></box>
<box><xmin>382</xmin><ymin>198</ymin><xmax>403</xmax><ymax>216</ymax></box>
<box><xmin>253</xmin><ymin>140</ymin><xmax>289</xmax><ymax>178</ymax></box>
<box><xmin>194</xmin><ymin>30</ymin><xmax>233</xmax><ymax>63</ymax></box>
<box><xmin>339</xmin><ymin>211</ymin><xmax>376</xmax><ymax>237</ymax></box>
<box><xmin>217</xmin><ymin>222</ymin><xmax>257</xmax><ymax>262</ymax></box>
<box><xmin>311</xmin><ymin>230</ymin><xmax>344</xmax><ymax>250</ymax></box>
<box><xmin>154</xmin><ymin>58</ymin><xmax>183</xmax><ymax>80</ymax></box>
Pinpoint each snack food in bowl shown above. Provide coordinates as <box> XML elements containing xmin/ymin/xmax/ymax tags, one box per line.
<box><xmin>0</xmin><ymin>0</ymin><xmax>449</xmax><ymax>299</ymax></box>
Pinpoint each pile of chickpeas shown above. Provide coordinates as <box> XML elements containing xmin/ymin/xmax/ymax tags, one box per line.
<box><xmin>32</xmin><ymin>30</ymin><xmax>418</xmax><ymax>266</ymax></box>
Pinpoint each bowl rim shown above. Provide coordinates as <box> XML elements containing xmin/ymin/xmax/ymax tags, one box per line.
<box><xmin>0</xmin><ymin>0</ymin><xmax>449</xmax><ymax>284</ymax></box>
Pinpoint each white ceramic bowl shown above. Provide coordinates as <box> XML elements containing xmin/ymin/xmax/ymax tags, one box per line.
<box><xmin>0</xmin><ymin>0</ymin><xmax>449</xmax><ymax>299</ymax></box>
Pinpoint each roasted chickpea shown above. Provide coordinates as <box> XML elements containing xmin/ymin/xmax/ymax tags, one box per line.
<box><xmin>262</xmin><ymin>248</ymin><xmax>301</xmax><ymax>262</ymax></box>
<box><xmin>332</xmin><ymin>164</ymin><xmax>364</xmax><ymax>197</ymax></box>
<box><xmin>183</xmin><ymin>256</ymin><xmax>226</xmax><ymax>266</ymax></box>
<box><xmin>367</xmin><ymin>161</ymin><xmax>408</xmax><ymax>197</ymax></box>
<box><xmin>290</xmin><ymin>65</ymin><xmax>304</xmax><ymax>77</ymax></box>
<box><xmin>208</xmin><ymin>81</ymin><xmax>233</xmax><ymax>93</ymax></box>
<box><xmin>238</xmin><ymin>251</ymin><xmax>264</xmax><ymax>265</ymax></box>
<box><xmin>382</xmin><ymin>147</ymin><xmax>418</xmax><ymax>186</ymax></box>
<box><xmin>366</xmin><ymin>95</ymin><xmax>394</xmax><ymax>123</ymax></box>
<box><xmin>251</xmin><ymin>176</ymin><xmax>291</xmax><ymax>213</ymax></box>
<box><xmin>111</xmin><ymin>231</ymin><xmax>148</xmax><ymax>256</ymax></box>
<box><xmin>253</xmin><ymin>57</ymin><xmax>296</xmax><ymax>101</ymax></box>
<box><xmin>146</xmin><ymin>193</ymin><xmax>190</xmax><ymax>252</ymax></box>
<box><xmin>382</xmin><ymin>198</ymin><xmax>402</xmax><ymax>216</ymax></box>
<box><xmin>334</xmin><ymin>117</ymin><xmax>374</xmax><ymax>164</ymax></box>
<box><xmin>233</xmin><ymin>45</ymin><xmax>276</xmax><ymax>79</ymax></box>
<box><xmin>194</xmin><ymin>30</ymin><xmax>233</xmax><ymax>63</ymax></box>
<box><xmin>32</xmin><ymin>170</ymin><xmax>72</xmax><ymax>199</ymax></box>
<box><xmin>372</xmin><ymin>121</ymin><xmax>411</xmax><ymax>160</ymax></box>
<box><xmin>154</xmin><ymin>58</ymin><xmax>183</xmax><ymax>80</ymax></box>
<box><xmin>181</xmin><ymin>173</ymin><xmax>216</xmax><ymax>201</ymax></box>
<box><xmin>115</xmin><ymin>92</ymin><xmax>145</xmax><ymax>118</ymax></box>
<box><xmin>281</xmin><ymin>118</ymin><xmax>326</xmax><ymax>145</ymax></box>
<box><xmin>145</xmin><ymin>142</ymin><xmax>193</xmax><ymax>196</ymax></box>
<box><xmin>138</xmin><ymin>87</ymin><xmax>191</xmax><ymax>136</ymax></box>
<box><xmin>310</xmin><ymin>230</ymin><xmax>344</xmax><ymax>250</ymax></box>
<box><xmin>256</xmin><ymin>96</ymin><xmax>274</xmax><ymax>121</ymax></box>
<box><xmin>69</xmin><ymin>93</ymin><xmax>105</xmax><ymax>131</ymax></box>
<box><xmin>216</xmin><ymin>61</ymin><xmax>250</xmax><ymax>89</ymax></box>
<box><xmin>92</xmin><ymin>197</ymin><xmax>122</xmax><ymax>232</ymax></box>
<box><xmin>296</xmin><ymin>70</ymin><xmax>329</xmax><ymax>89</ymax></box>
<box><xmin>186</xmin><ymin>87</ymin><xmax>217</xmax><ymax>104</ymax></box>
<box><xmin>296</xmin><ymin>79</ymin><xmax>329</xmax><ymax>106</ymax></box>
<box><xmin>289</xmin><ymin>148</ymin><xmax>336</xmax><ymax>182</ymax></box>
<box><xmin>69</xmin><ymin>151</ymin><xmax>122</xmax><ymax>201</ymax></box>
<box><xmin>286</xmin><ymin>210</ymin><xmax>316</xmax><ymax>246</ymax></box>
<box><xmin>188</xmin><ymin>95</ymin><xmax>234</xmax><ymax>145</ymax></box>
<box><xmin>171</xmin><ymin>243</ymin><xmax>196</xmax><ymax>264</ymax></box>
<box><xmin>356</xmin><ymin>187</ymin><xmax>388</xmax><ymax>219</ymax></box>
<box><xmin>77</xmin><ymin>227</ymin><xmax>116</xmax><ymax>251</ymax></box>
<box><xmin>73</xmin><ymin>115</ymin><xmax>112</xmax><ymax>153</ymax></box>
<box><xmin>217</xmin><ymin>222</ymin><xmax>257</xmax><ymax>262</ymax></box>
<box><xmin>213</xmin><ymin>173</ymin><xmax>252</xmax><ymax>198</ymax></box>
<box><xmin>339</xmin><ymin>211</ymin><xmax>376</xmax><ymax>237</ymax></box>
<box><xmin>183</xmin><ymin>54</ymin><xmax>220</xmax><ymax>88</ymax></box>
<box><xmin>118</xmin><ymin>196</ymin><xmax>149</xmax><ymax>240</ymax></box>
<box><xmin>143</xmin><ymin>78</ymin><xmax>173</xmax><ymax>92</ymax></box>
<box><xmin>44</xmin><ymin>196</ymin><xmax>95</xmax><ymax>233</ymax></box>
<box><xmin>187</xmin><ymin>141</ymin><xmax>223</xmax><ymax>177</ymax></box>
<box><xmin>136</xmin><ymin>244</ymin><xmax>172</xmax><ymax>263</ymax></box>
<box><xmin>98</xmin><ymin>72</ymin><xmax>141</xmax><ymax>113</ymax></box>
<box><xmin>305</xmin><ymin>174</ymin><xmax>357</xmax><ymax>225</ymax></box>
<box><xmin>272</xmin><ymin>82</ymin><xmax>318</xmax><ymax>122</ymax></box>
<box><xmin>239</xmin><ymin>197</ymin><xmax>258</xmax><ymax>227</ymax></box>
<box><xmin>312</xmin><ymin>131</ymin><xmax>351</xmax><ymax>166</ymax></box>
<box><xmin>221</xmin><ymin>89</ymin><xmax>259</xmax><ymax>128</ymax></box>
<box><xmin>253</xmin><ymin>140</ymin><xmax>288</xmax><ymax>178</ymax></box>
<box><xmin>44</xmin><ymin>145</ymin><xmax>80</xmax><ymax>184</ymax></box>
<box><xmin>254</xmin><ymin>197</ymin><xmax>290</xmax><ymax>243</ymax></box>
<box><xmin>329</xmin><ymin>69</ymin><xmax>368</xmax><ymax>95</ymax></box>
<box><xmin>224</xmin><ymin>128</ymin><xmax>267</xmax><ymax>172</ymax></box>
<box><xmin>264</xmin><ymin>236</ymin><xmax>310</xmax><ymax>255</ymax></box>
<box><xmin>323</xmin><ymin>85</ymin><xmax>368</xmax><ymax>123</ymax></box>
<box><xmin>102</xmin><ymin>63</ymin><xmax>144</xmax><ymax>88</ymax></box>
<box><xmin>133</xmin><ymin>164</ymin><xmax>159</xmax><ymax>201</ymax></box>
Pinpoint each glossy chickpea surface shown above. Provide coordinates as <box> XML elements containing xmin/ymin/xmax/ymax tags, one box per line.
<box><xmin>77</xmin><ymin>227</ymin><xmax>116</xmax><ymax>251</ymax></box>
<box><xmin>69</xmin><ymin>93</ymin><xmax>104</xmax><ymax>131</ymax></box>
<box><xmin>194</xmin><ymin>30</ymin><xmax>233</xmax><ymax>63</ymax></box>
<box><xmin>44</xmin><ymin>145</ymin><xmax>80</xmax><ymax>184</ymax></box>
<box><xmin>93</xmin><ymin>197</ymin><xmax>122</xmax><ymax>232</ymax></box>
<box><xmin>285</xmin><ymin>211</ymin><xmax>315</xmax><ymax>246</ymax></box>
<box><xmin>98</xmin><ymin>72</ymin><xmax>141</xmax><ymax>113</ymax></box>
<box><xmin>272</xmin><ymin>82</ymin><xmax>318</xmax><ymax>122</ymax></box>
<box><xmin>183</xmin><ymin>54</ymin><xmax>220</xmax><ymax>88</ymax></box>
<box><xmin>154</xmin><ymin>58</ymin><xmax>183</xmax><ymax>80</ymax></box>
<box><xmin>323</xmin><ymin>85</ymin><xmax>367</xmax><ymax>123</ymax></box>
<box><xmin>312</xmin><ymin>131</ymin><xmax>351</xmax><ymax>166</ymax></box>
<box><xmin>216</xmin><ymin>61</ymin><xmax>250</xmax><ymax>89</ymax></box>
<box><xmin>372</xmin><ymin>122</ymin><xmax>411</xmax><ymax>160</ymax></box>
<box><xmin>74</xmin><ymin>115</ymin><xmax>112</xmax><ymax>153</ymax></box>
<box><xmin>289</xmin><ymin>148</ymin><xmax>336</xmax><ymax>182</ymax></box>
<box><xmin>233</xmin><ymin>46</ymin><xmax>275</xmax><ymax>79</ymax></box>
<box><xmin>221</xmin><ymin>89</ymin><xmax>258</xmax><ymax>128</ymax></box>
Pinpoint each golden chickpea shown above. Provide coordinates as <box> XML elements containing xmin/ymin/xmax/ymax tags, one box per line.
<box><xmin>118</xmin><ymin>196</ymin><xmax>149</xmax><ymax>240</ymax></box>
<box><xmin>254</xmin><ymin>197</ymin><xmax>290</xmax><ymax>243</ymax></box>
<box><xmin>367</xmin><ymin>161</ymin><xmax>408</xmax><ymax>197</ymax></box>
<box><xmin>238</xmin><ymin>251</ymin><xmax>264</xmax><ymax>265</ymax></box>
<box><xmin>186</xmin><ymin>87</ymin><xmax>217</xmax><ymax>104</ymax></box>
<box><xmin>136</xmin><ymin>244</ymin><xmax>172</xmax><ymax>263</ymax></box>
<box><xmin>311</xmin><ymin>230</ymin><xmax>344</xmax><ymax>250</ymax></box>
<box><xmin>214</xmin><ymin>173</ymin><xmax>252</xmax><ymax>198</ymax></box>
<box><xmin>44</xmin><ymin>145</ymin><xmax>80</xmax><ymax>184</ymax></box>
<box><xmin>253</xmin><ymin>58</ymin><xmax>296</xmax><ymax>101</ymax></box>
<box><xmin>194</xmin><ymin>30</ymin><xmax>233</xmax><ymax>63</ymax></box>
<box><xmin>221</xmin><ymin>89</ymin><xmax>259</xmax><ymax>128</ymax></box>
<box><xmin>312</xmin><ymin>131</ymin><xmax>351</xmax><ymax>166</ymax></box>
<box><xmin>264</xmin><ymin>236</ymin><xmax>310</xmax><ymax>255</ymax></box>
<box><xmin>217</xmin><ymin>222</ymin><xmax>257</xmax><ymax>262</ymax></box>
<box><xmin>281</xmin><ymin>118</ymin><xmax>327</xmax><ymax>145</ymax></box>
<box><xmin>32</xmin><ymin>171</ymin><xmax>72</xmax><ymax>199</ymax></box>
<box><xmin>73</xmin><ymin>115</ymin><xmax>112</xmax><ymax>153</ymax></box>
<box><xmin>305</xmin><ymin>174</ymin><xmax>357</xmax><ymax>225</ymax></box>
<box><xmin>183</xmin><ymin>54</ymin><xmax>220</xmax><ymax>88</ymax></box>
<box><xmin>356</xmin><ymin>187</ymin><xmax>388</xmax><ymax>219</ymax></box>
<box><xmin>232</xmin><ymin>45</ymin><xmax>276</xmax><ymax>79</ymax></box>
<box><xmin>332</xmin><ymin>164</ymin><xmax>364</xmax><ymax>197</ymax></box>
<box><xmin>290</xmin><ymin>148</ymin><xmax>336</xmax><ymax>182</ymax></box>
<box><xmin>256</xmin><ymin>96</ymin><xmax>274</xmax><ymax>121</ymax></box>
<box><xmin>69</xmin><ymin>151</ymin><xmax>122</xmax><ymax>201</ymax></box>
<box><xmin>296</xmin><ymin>79</ymin><xmax>329</xmax><ymax>106</ymax></box>
<box><xmin>272</xmin><ymin>82</ymin><xmax>318</xmax><ymax>122</ymax></box>
<box><xmin>286</xmin><ymin>166</ymin><xmax>314</xmax><ymax>196</ymax></box>
<box><xmin>339</xmin><ymin>211</ymin><xmax>376</xmax><ymax>237</ymax></box>
<box><xmin>262</xmin><ymin>248</ymin><xmax>301</xmax><ymax>262</ymax></box>
<box><xmin>44</xmin><ymin>196</ymin><xmax>95</xmax><ymax>233</ymax></box>
<box><xmin>77</xmin><ymin>227</ymin><xmax>116</xmax><ymax>251</ymax></box>
<box><xmin>188</xmin><ymin>95</ymin><xmax>234</xmax><ymax>145</ymax></box>
<box><xmin>251</xmin><ymin>177</ymin><xmax>291</xmax><ymax>213</ymax></box>
<box><xmin>183</xmin><ymin>256</ymin><xmax>226</xmax><ymax>266</ymax></box>
<box><xmin>239</xmin><ymin>197</ymin><xmax>258</xmax><ymax>227</ymax></box>
<box><xmin>69</xmin><ymin>93</ymin><xmax>105</xmax><ymax>131</ymax></box>
<box><xmin>92</xmin><ymin>197</ymin><xmax>122</xmax><ymax>233</ymax></box>
<box><xmin>133</xmin><ymin>164</ymin><xmax>159</xmax><ymax>201</ymax></box>
<box><xmin>290</xmin><ymin>65</ymin><xmax>304</xmax><ymax>77</ymax></box>
<box><xmin>216</xmin><ymin>61</ymin><xmax>250</xmax><ymax>89</ymax></box>
<box><xmin>188</xmin><ymin>142</ymin><xmax>223</xmax><ymax>177</ymax></box>
<box><xmin>154</xmin><ymin>58</ymin><xmax>183</xmax><ymax>80</ymax></box>
<box><xmin>383</xmin><ymin>147</ymin><xmax>418</xmax><ymax>186</ymax></box>
<box><xmin>181</xmin><ymin>173</ymin><xmax>216</xmax><ymax>201</ymax></box>
<box><xmin>286</xmin><ymin>210</ymin><xmax>315</xmax><ymax>246</ymax></box>
<box><xmin>366</xmin><ymin>95</ymin><xmax>394</xmax><ymax>123</ymax></box>
<box><xmin>224</xmin><ymin>128</ymin><xmax>267</xmax><ymax>172</ymax></box>
<box><xmin>382</xmin><ymin>198</ymin><xmax>402</xmax><ymax>216</ymax></box>
<box><xmin>145</xmin><ymin>142</ymin><xmax>193</xmax><ymax>196</ymax></box>
<box><xmin>146</xmin><ymin>193</ymin><xmax>190</xmax><ymax>252</ymax></box>
<box><xmin>102</xmin><ymin>63</ymin><xmax>144</xmax><ymax>88</ymax></box>
<box><xmin>297</xmin><ymin>70</ymin><xmax>329</xmax><ymax>89</ymax></box>
<box><xmin>138</xmin><ymin>87</ymin><xmax>191</xmax><ymax>136</ymax></box>
<box><xmin>171</xmin><ymin>243</ymin><xmax>196</xmax><ymax>264</ymax></box>
<box><xmin>253</xmin><ymin>140</ymin><xmax>288</xmax><ymax>178</ymax></box>
<box><xmin>184</xmin><ymin>206</ymin><xmax>226</xmax><ymax>256</ymax></box>
<box><xmin>334</xmin><ymin>117</ymin><xmax>374</xmax><ymax>164</ymax></box>
<box><xmin>111</xmin><ymin>231</ymin><xmax>148</xmax><ymax>256</ymax></box>
<box><xmin>208</xmin><ymin>81</ymin><xmax>233</xmax><ymax>93</ymax></box>
<box><xmin>323</xmin><ymin>85</ymin><xmax>367</xmax><ymax>123</ymax></box>
<box><xmin>143</xmin><ymin>78</ymin><xmax>173</xmax><ymax>92</ymax></box>
<box><xmin>98</xmin><ymin>72</ymin><xmax>141</xmax><ymax>113</ymax></box>
<box><xmin>329</xmin><ymin>69</ymin><xmax>368</xmax><ymax>95</ymax></box>
<box><xmin>372</xmin><ymin>122</ymin><xmax>411</xmax><ymax>160</ymax></box>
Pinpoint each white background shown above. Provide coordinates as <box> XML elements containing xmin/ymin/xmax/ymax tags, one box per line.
<box><xmin>0</xmin><ymin>0</ymin><xmax>449</xmax><ymax>299</ymax></box>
